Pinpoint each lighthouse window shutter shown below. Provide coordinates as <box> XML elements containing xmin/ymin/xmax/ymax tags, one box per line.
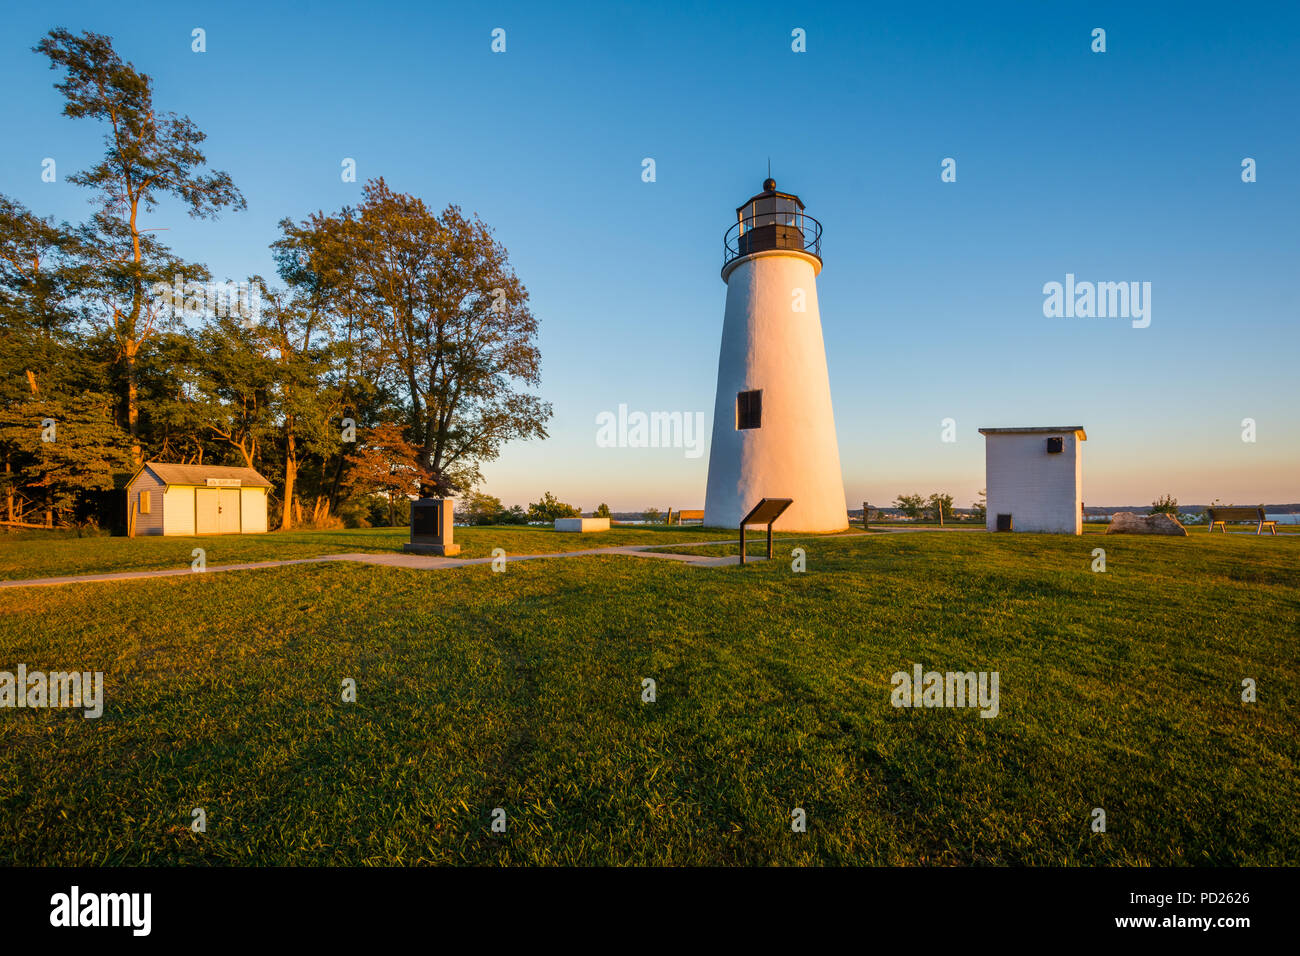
<box><xmin>736</xmin><ymin>389</ymin><xmax>762</xmax><ymax>429</ymax></box>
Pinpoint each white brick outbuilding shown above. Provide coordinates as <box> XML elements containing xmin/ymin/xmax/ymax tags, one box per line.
<box><xmin>978</xmin><ymin>427</ymin><xmax>1087</xmax><ymax>535</ymax></box>
<box><xmin>125</xmin><ymin>463</ymin><xmax>271</xmax><ymax>537</ymax></box>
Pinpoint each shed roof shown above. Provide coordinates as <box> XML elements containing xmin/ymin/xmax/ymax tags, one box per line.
<box><xmin>130</xmin><ymin>462</ymin><xmax>272</xmax><ymax>488</ymax></box>
<box><xmin>978</xmin><ymin>426</ymin><xmax>1087</xmax><ymax>440</ymax></box>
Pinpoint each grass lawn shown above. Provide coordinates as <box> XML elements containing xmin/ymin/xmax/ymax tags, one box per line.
<box><xmin>0</xmin><ymin>523</ymin><xmax>728</xmax><ymax>581</ymax></box>
<box><xmin>0</xmin><ymin>527</ymin><xmax>1296</xmax><ymax>865</ymax></box>
<box><xmin>658</xmin><ymin>522</ymin><xmax>1300</xmax><ymax>557</ymax></box>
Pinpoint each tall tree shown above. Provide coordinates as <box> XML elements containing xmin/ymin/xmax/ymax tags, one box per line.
<box><xmin>0</xmin><ymin>195</ymin><xmax>119</xmax><ymax>524</ymax></box>
<box><xmin>0</xmin><ymin>195</ymin><xmax>89</xmax><ymax>404</ymax></box>
<box><xmin>0</xmin><ymin>392</ymin><xmax>130</xmax><ymax>524</ymax></box>
<box><xmin>270</xmin><ymin>226</ymin><xmax>367</xmax><ymax>527</ymax></box>
<box><xmin>312</xmin><ymin>179</ymin><xmax>551</xmax><ymax>495</ymax></box>
<box><xmin>36</xmin><ymin>29</ymin><xmax>244</xmax><ymax>465</ymax></box>
<box><xmin>192</xmin><ymin>313</ymin><xmax>277</xmax><ymax>469</ymax></box>
<box><xmin>136</xmin><ymin>328</ymin><xmax>213</xmax><ymax>465</ymax></box>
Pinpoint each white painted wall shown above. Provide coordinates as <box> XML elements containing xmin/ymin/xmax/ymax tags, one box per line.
<box><xmin>704</xmin><ymin>250</ymin><xmax>848</xmax><ymax>531</ymax></box>
<box><xmin>984</xmin><ymin>433</ymin><xmax>1083</xmax><ymax>534</ymax></box>
<box><xmin>239</xmin><ymin>487</ymin><xmax>267</xmax><ymax>533</ymax></box>
<box><xmin>164</xmin><ymin>486</ymin><xmax>196</xmax><ymax>535</ymax></box>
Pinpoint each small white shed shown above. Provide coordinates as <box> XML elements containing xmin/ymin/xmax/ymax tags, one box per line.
<box><xmin>979</xmin><ymin>426</ymin><xmax>1087</xmax><ymax>535</ymax></box>
<box><xmin>126</xmin><ymin>463</ymin><xmax>271</xmax><ymax>537</ymax></box>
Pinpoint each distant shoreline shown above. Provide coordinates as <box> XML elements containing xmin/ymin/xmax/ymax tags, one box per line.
<box><xmin>604</xmin><ymin>508</ymin><xmax>1300</xmax><ymax>523</ymax></box>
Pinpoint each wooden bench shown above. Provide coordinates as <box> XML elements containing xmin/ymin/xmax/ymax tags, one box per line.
<box><xmin>667</xmin><ymin>509</ymin><xmax>704</xmax><ymax>525</ymax></box>
<box><xmin>1206</xmin><ymin>506</ymin><xmax>1277</xmax><ymax>535</ymax></box>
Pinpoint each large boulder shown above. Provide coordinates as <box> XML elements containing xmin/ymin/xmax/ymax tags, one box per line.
<box><xmin>1105</xmin><ymin>512</ymin><xmax>1187</xmax><ymax>536</ymax></box>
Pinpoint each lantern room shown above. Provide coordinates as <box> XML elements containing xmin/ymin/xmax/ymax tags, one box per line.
<box><xmin>723</xmin><ymin>178</ymin><xmax>822</xmax><ymax>270</ymax></box>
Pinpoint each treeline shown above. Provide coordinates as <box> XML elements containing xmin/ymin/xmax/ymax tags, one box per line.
<box><xmin>890</xmin><ymin>493</ymin><xmax>979</xmax><ymax>521</ymax></box>
<box><xmin>459</xmin><ymin>493</ymin><xmax>622</xmax><ymax>526</ymax></box>
<box><xmin>1</xmin><ymin>30</ymin><xmax>550</xmax><ymax>530</ymax></box>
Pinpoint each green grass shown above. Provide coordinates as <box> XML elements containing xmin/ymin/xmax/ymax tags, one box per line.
<box><xmin>658</xmin><ymin>522</ymin><xmax>1299</xmax><ymax>557</ymax></box>
<box><xmin>6</xmin><ymin>521</ymin><xmax>1283</xmax><ymax>580</ymax></box>
<box><xmin>0</xmin><ymin>528</ymin><xmax>1296</xmax><ymax>865</ymax></box>
<box><xmin>0</xmin><ymin>523</ymin><xmax>725</xmax><ymax>581</ymax></box>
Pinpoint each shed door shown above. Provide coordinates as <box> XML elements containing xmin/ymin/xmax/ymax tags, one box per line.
<box><xmin>218</xmin><ymin>488</ymin><xmax>241</xmax><ymax>534</ymax></box>
<box><xmin>195</xmin><ymin>488</ymin><xmax>220</xmax><ymax>534</ymax></box>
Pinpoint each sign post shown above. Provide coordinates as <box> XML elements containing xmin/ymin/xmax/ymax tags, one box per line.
<box><xmin>738</xmin><ymin>497</ymin><xmax>793</xmax><ymax>565</ymax></box>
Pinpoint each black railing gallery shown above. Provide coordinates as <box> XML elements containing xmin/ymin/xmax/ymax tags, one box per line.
<box><xmin>723</xmin><ymin>211</ymin><xmax>822</xmax><ymax>269</ymax></box>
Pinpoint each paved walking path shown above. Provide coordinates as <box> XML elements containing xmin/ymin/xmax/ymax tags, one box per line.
<box><xmin>0</xmin><ymin>528</ymin><xmax>974</xmax><ymax>590</ymax></box>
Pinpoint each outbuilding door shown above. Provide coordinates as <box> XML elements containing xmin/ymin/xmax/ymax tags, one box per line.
<box><xmin>195</xmin><ymin>487</ymin><xmax>243</xmax><ymax>534</ymax></box>
<box><xmin>218</xmin><ymin>488</ymin><xmax>241</xmax><ymax>533</ymax></box>
<box><xmin>195</xmin><ymin>489</ymin><xmax>220</xmax><ymax>534</ymax></box>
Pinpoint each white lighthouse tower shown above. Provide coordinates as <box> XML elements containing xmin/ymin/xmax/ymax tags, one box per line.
<box><xmin>703</xmin><ymin>178</ymin><xmax>847</xmax><ymax>532</ymax></box>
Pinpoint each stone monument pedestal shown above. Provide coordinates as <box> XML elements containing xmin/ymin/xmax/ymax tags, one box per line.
<box><xmin>404</xmin><ymin>497</ymin><xmax>461</xmax><ymax>556</ymax></box>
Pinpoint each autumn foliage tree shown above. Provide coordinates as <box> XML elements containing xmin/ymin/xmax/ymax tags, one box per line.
<box><xmin>342</xmin><ymin>423</ymin><xmax>429</xmax><ymax>527</ymax></box>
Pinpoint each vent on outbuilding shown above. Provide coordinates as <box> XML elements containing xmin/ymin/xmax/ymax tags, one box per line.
<box><xmin>1046</xmin><ymin>436</ymin><xmax>1064</xmax><ymax>454</ymax></box>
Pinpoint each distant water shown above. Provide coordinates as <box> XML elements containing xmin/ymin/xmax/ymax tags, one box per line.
<box><xmin>463</xmin><ymin>514</ymin><xmax>1299</xmax><ymax>526</ymax></box>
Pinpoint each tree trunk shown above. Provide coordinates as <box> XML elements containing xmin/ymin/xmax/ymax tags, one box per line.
<box><xmin>327</xmin><ymin>449</ymin><xmax>346</xmax><ymax>512</ymax></box>
<box><xmin>280</xmin><ymin>428</ymin><xmax>297</xmax><ymax>530</ymax></box>
<box><xmin>125</xmin><ymin>340</ymin><xmax>142</xmax><ymax>466</ymax></box>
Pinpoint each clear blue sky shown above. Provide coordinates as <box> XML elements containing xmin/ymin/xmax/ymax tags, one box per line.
<box><xmin>3</xmin><ymin>1</ymin><xmax>1297</xmax><ymax>508</ymax></box>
